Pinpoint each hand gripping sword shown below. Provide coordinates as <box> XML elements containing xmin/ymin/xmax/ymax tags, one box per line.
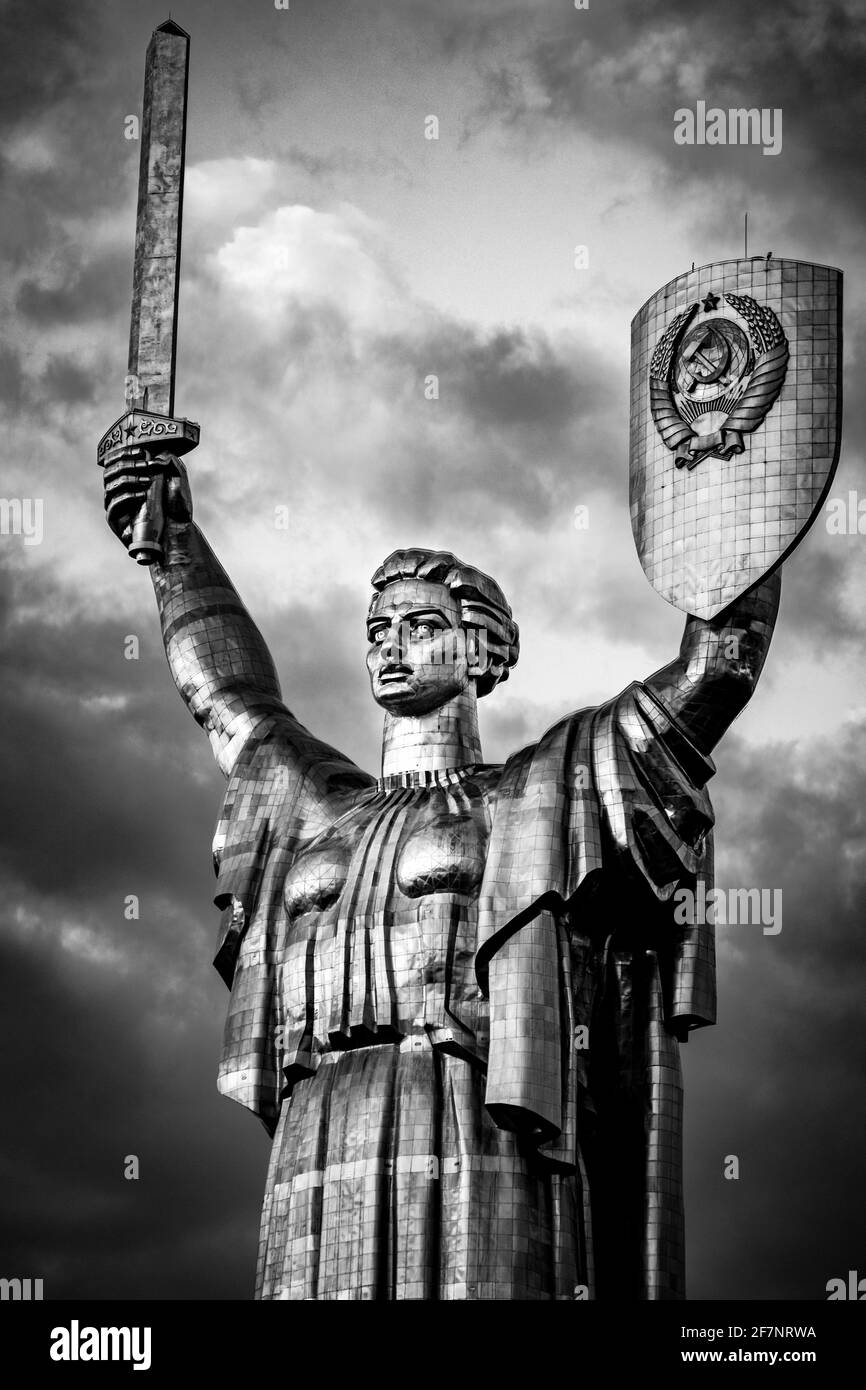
<box><xmin>97</xmin><ymin>20</ymin><xmax>199</xmax><ymax>565</ymax></box>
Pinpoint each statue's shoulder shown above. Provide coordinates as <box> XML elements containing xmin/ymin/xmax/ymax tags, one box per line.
<box><xmin>229</xmin><ymin>714</ymin><xmax>373</xmax><ymax>802</ymax></box>
<box><xmin>513</xmin><ymin>699</ymin><xmax>608</xmax><ymax>767</ymax></box>
<box><xmin>485</xmin><ymin>688</ymin><xmax>653</xmax><ymax>807</ymax></box>
<box><xmin>213</xmin><ymin>715</ymin><xmax>374</xmax><ymax>868</ymax></box>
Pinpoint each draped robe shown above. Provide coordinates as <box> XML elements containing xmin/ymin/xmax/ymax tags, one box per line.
<box><xmin>209</xmin><ymin>679</ymin><xmax>716</xmax><ymax>1300</ymax></box>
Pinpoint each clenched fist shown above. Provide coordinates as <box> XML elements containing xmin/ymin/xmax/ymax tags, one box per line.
<box><xmin>103</xmin><ymin>448</ymin><xmax>193</xmax><ymax>562</ymax></box>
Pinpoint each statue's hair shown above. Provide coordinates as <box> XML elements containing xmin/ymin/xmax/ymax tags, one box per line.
<box><xmin>369</xmin><ymin>548</ymin><xmax>520</xmax><ymax>697</ymax></box>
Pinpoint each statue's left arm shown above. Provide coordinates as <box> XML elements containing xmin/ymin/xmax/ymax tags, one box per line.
<box><xmin>644</xmin><ymin>571</ymin><xmax>781</xmax><ymax>755</ymax></box>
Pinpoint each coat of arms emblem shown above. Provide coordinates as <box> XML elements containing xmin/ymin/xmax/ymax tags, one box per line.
<box><xmin>649</xmin><ymin>292</ymin><xmax>789</xmax><ymax>470</ymax></box>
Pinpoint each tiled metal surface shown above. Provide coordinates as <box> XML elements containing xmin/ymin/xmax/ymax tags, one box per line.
<box><xmin>140</xmin><ymin>525</ymin><xmax>779</xmax><ymax>1299</ymax></box>
<box><xmin>631</xmin><ymin>258</ymin><xmax>842</xmax><ymax>618</ymax></box>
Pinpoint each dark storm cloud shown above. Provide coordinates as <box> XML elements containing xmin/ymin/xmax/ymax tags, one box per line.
<box><xmin>370</xmin><ymin>318</ymin><xmax>619</xmax><ymax>525</ymax></box>
<box><xmin>685</xmin><ymin>724</ymin><xmax>866</xmax><ymax>1297</ymax></box>
<box><xmin>835</xmin><ymin>322</ymin><xmax>866</xmax><ymax>466</ymax></box>
<box><xmin>447</xmin><ymin>0</ymin><xmax>866</xmax><ymax>226</ymax></box>
<box><xmin>0</xmin><ymin>542</ymin><xmax>266</xmax><ymax>1296</ymax></box>
<box><xmin>0</xmin><ymin>0</ymin><xmax>136</xmax><ymax>242</ymax></box>
<box><xmin>0</xmin><ymin>344</ymin><xmax>102</xmax><ymax>418</ymax></box>
<box><xmin>0</xmin><ymin>562</ymin><xmax>217</xmax><ymax>905</ymax></box>
<box><xmin>411</xmin><ymin>323</ymin><xmax>583</xmax><ymax>429</ymax></box>
<box><xmin>0</xmin><ymin>345</ymin><xmax>27</xmax><ymax>409</ymax></box>
<box><xmin>282</xmin><ymin>144</ymin><xmax>414</xmax><ymax>185</ymax></box>
<box><xmin>189</xmin><ymin>250</ymin><xmax>621</xmax><ymax>534</ymax></box>
<box><xmin>569</xmin><ymin>533</ymin><xmax>866</xmax><ymax>666</ymax></box>
<box><xmin>0</xmin><ymin>0</ymin><xmax>102</xmax><ymax>125</ymax></box>
<box><xmin>16</xmin><ymin>250</ymin><xmax>129</xmax><ymax>326</ymax></box>
<box><xmin>373</xmin><ymin>429</ymin><xmax>571</xmax><ymax>532</ymax></box>
<box><xmin>41</xmin><ymin>353</ymin><xmax>99</xmax><ymax>404</ymax></box>
<box><xmin>255</xmin><ymin>590</ymin><xmax>383</xmax><ymax>774</ymax></box>
<box><xmin>0</xmin><ymin>908</ymin><xmax>267</xmax><ymax>1299</ymax></box>
<box><xmin>782</xmin><ymin>544</ymin><xmax>866</xmax><ymax>654</ymax></box>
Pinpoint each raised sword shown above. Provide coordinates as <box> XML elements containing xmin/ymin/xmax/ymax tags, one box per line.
<box><xmin>97</xmin><ymin>19</ymin><xmax>199</xmax><ymax>564</ymax></box>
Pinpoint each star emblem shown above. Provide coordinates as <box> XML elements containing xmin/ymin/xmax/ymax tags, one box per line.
<box><xmin>702</xmin><ymin>292</ymin><xmax>720</xmax><ymax>313</ymax></box>
<box><xmin>124</xmin><ymin>421</ymin><xmax>137</xmax><ymax>440</ymax></box>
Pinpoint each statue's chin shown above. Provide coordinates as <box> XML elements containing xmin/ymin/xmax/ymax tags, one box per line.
<box><xmin>374</xmin><ymin>694</ymin><xmax>441</xmax><ymax>717</ymax></box>
<box><xmin>372</xmin><ymin>683</ymin><xmax>462</xmax><ymax>717</ymax></box>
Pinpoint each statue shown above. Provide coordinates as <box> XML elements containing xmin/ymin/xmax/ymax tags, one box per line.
<box><xmin>101</xmin><ymin>449</ymin><xmax>780</xmax><ymax>1300</ymax></box>
<box><xmin>99</xmin><ymin>23</ymin><xmax>841</xmax><ymax>1301</ymax></box>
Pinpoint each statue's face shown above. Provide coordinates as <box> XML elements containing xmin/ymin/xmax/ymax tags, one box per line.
<box><xmin>366</xmin><ymin>577</ymin><xmax>473</xmax><ymax>715</ymax></box>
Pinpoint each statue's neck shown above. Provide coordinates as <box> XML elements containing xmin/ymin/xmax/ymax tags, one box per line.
<box><xmin>381</xmin><ymin>689</ymin><xmax>482</xmax><ymax>778</ymax></box>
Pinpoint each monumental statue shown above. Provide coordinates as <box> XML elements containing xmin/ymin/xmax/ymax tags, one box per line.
<box><xmin>98</xmin><ymin>22</ymin><xmax>842</xmax><ymax>1300</ymax></box>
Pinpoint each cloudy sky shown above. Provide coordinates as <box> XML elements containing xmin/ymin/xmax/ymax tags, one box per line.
<box><xmin>1</xmin><ymin>0</ymin><xmax>864</xmax><ymax>1300</ymax></box>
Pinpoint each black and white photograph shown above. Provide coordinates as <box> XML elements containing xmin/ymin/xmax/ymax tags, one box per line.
<box><xmin>1</xmin><ymin>0</ymin><xmax>864</xmax><ymax>1360</ymax></box>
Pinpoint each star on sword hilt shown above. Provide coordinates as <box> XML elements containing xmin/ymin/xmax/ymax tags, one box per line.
<box><xmin>97</xmin><ymin>410</ymin><xmax>200</xmax><ymax>469</ymax></box>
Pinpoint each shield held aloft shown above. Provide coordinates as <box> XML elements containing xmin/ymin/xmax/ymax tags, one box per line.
<box><xmin>629</xmin><ymin>258</ymin><xmax>842</xmax><ymax>620</ymax></box>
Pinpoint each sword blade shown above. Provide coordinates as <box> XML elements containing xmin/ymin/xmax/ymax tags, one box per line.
<box><xmin>127</xmin><ymin>19</ymin><xmax>190</xmax><ymax>418</ymax></box>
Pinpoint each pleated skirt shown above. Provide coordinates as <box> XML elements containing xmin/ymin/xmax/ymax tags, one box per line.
<box><xmin>256</xmin><ymin>1040</ymin><xmax>585</xmax><ymax>1300</ymax></box>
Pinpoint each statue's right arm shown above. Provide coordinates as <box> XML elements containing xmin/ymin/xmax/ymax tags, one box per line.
<box><xmin>151</xmin><ymin>519</ymin><xmax>288</xmax><ymax>779</ymax></box>
<box><xmin>104</xmin><ymin>451</ymin><xmax>289</xmax><ymax>779</ymax></box>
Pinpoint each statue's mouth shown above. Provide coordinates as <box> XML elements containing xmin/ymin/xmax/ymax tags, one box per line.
<box><xmin>378</xmin><ymin>664</ymin><xmax>412</xmax><ymax>683</ymax></box>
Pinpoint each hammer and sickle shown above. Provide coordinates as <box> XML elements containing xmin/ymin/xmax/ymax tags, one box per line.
<box><xmin>681</xmin><ymin>326</ymin><xmax>732</xmax><ymax>392</ymax></box>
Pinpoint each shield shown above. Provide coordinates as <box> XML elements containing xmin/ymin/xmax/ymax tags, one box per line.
<box><xmin>630</xmin><ymin>258</ymin><xmax>842</xmax><ymax>618</ymax></box>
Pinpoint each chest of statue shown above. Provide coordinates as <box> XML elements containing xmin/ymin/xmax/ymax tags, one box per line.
<box><xmin>277</xmin><ymin>768</ymin><xmax>496</xmax><ymax>1076</ymax></box>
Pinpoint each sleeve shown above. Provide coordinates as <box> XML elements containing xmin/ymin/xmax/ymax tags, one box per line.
<box><xmin>477</xmin><ymin>684</ymin><xmax>719</xmax><ymax>1162</ymax></box>
<box><xmin>592</xmin><ymin>681</ymin><xmax>717</xmax><ymax>1033</ymax></box>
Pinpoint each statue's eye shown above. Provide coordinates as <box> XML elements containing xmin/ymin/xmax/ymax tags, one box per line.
<box><xmin>370</xmin><ymin>628</ymin><xmax>387</xmax><ymax>644</ymax></box>
<box><xmin>412</xmin><ymin>621</ymin><xmax>435</xmax><ymax>640</ymax></box>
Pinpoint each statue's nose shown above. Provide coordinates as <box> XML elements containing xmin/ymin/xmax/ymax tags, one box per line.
<box><xmin>381</xmin><ymin>623</ymin><xmax>406</xmax><ymax>662</ymax></box>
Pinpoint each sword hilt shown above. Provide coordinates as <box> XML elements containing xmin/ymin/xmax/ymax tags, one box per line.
<box><xmin>127</xmin><ymin>474</ymin><xmax>164</xmax><ymax>566</ymax></box>
<box><xmin>98</xmin><ymin>409</ymin><xmax>200</xmax><ymax>566</ymax></box>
